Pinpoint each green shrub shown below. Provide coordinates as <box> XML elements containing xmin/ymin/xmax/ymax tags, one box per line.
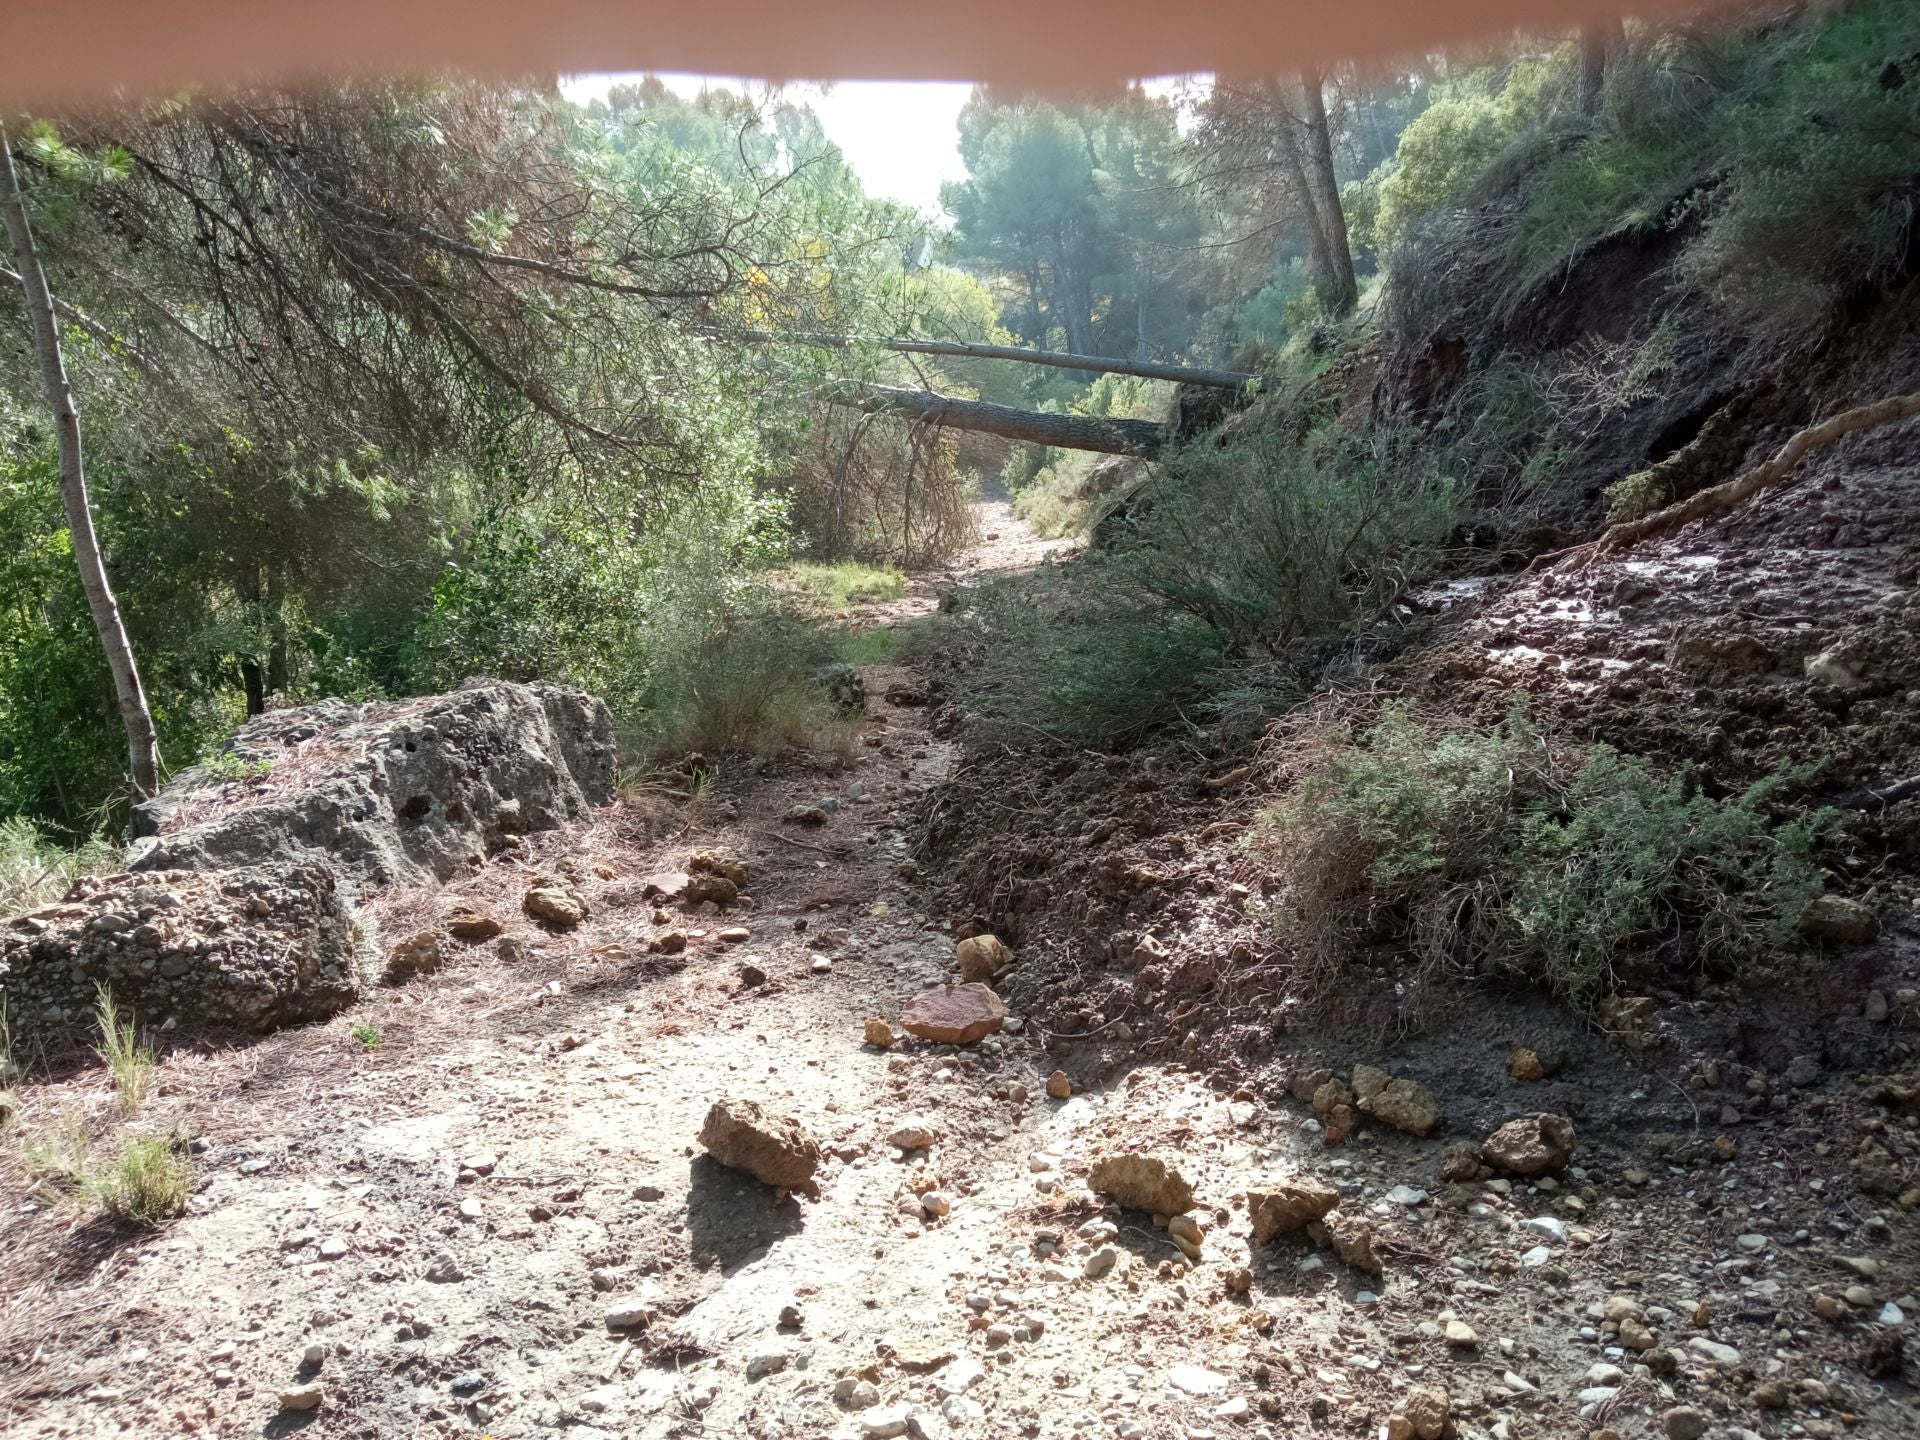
<box><xmin>82</xmin><ymin>1136</ymin><xmax>190</xmax><ymax>1224</ymax></box>
<box><xmin>1679</xmin><ymin>0</ymin><xmax>1920</xmax><ymax>327</ymax></box>
<box><xmin>23</xmin><ymin>1113</ymin><xmax>190</xmax><ymax>1224</ymax></box>
<box><xmin>953</xmin><ymin>573</ymin><xmax>1229</xmax><ymax>745</ymax></box>
<box><xmin>1119</xmin><ymin>422</ymin><xmax>1456</xmax><ymax>649</ymax></box>
<box><xmin>1254</xmin><ymin>702</ymin><xmax>1826</xmax><ymax>1003</ymax></box>
<box><xmin>643</xmin><ymin>614</ymin><xmax>857</xmax><ymax>762</ymax></box>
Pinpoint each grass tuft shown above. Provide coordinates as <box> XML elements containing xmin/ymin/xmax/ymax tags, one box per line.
<box><xmin>94</xmin><ymin>988</ymin><xmax>157</xmax><ymax>1116</ymax></box>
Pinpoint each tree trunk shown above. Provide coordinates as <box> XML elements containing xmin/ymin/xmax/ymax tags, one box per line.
<box><xmin>822</xmin><ymin>382</ymin><xmax>1167</xmax><ymax>457</ymax></box>
<box><xmin>0</xmin><ymin>124</ymin><xmax>163</xmax><ymax>805</ymax></box>
<box><xmin>1578</xmin><ymin>20</ymin><xmax>1624</xmax><ymax>117</ymax></box>
<box><xmin>715</xmin><ymin>329</ymin><xmax>1258</xmax><ymax>389</ymax></box>
<box><xmin>1298</xmin><ymin>69</ymin><xmax>1359</xmax><ymax>314</ymax></box>
<box><xmin>1274</xmin><ymin>111</ymin><xmax>1337</xmax><ymax>301</ymax></box>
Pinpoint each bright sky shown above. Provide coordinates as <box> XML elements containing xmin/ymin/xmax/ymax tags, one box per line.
<box><xmin>559</xmin><ymin>74</ymin><xmax>1201</xmax><ymax>221</ymax></box>
<box><xmin>559</xmin><ymin>75</ymin><xmax>973</xmax><ymax>219</ymax></box>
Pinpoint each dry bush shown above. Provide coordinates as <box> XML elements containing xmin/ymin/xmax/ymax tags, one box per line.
<box><xmin>780</xmin><ymin>404</ymin><xmax>974</xmax><ymax>565</ymax></box>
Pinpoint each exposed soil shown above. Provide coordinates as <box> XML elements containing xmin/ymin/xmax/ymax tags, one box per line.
<box><xmin>3</xmin><ymin>495</ymin><xmax>1917</xmax><ymax>1440</ymax></box>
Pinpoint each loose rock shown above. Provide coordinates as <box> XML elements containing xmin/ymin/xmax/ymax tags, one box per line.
<box><xmin>955</xmin><ymin>934</ymin><xmax>1012</xmax><ymax>983</ymax></box>
<box><xmin>698</xmin><ymin>1098</ymin><xmax>822</xmax><ymax>1198</ymax></box>
<box><xmin>1481</xmin><ymin>1113</ymin><xmax>1577</xmax><ymax>1175</ymax></box>
<box><xmin>1046</xmin><ymin>1070</ymin><xmax>1072</xmax><ymax>1099</ymax></box>
<box><xmin>523</xmin><ymin>879</ymin><xmax>588</xmax><ymax>928</ymax></box>
<box><xmin>1352</xmin><ymin>1065</ymin><xmax>1442</xmax><ymax>1136</ymax></box>
<box><xmin>1250</xmin><ymin>1178</ymin><xmax>1339</xmax><ymax>1241</ymax></box>
<box><xmin>864</xmin><ymin>1017</ymin><xmax>895</xmax><ymax>1047</ymax></box>
<box><xmin>1089</xmin><ymin>1152</ymin><xmax>1195</xmax><ymax>1216</ymax></box>
<box><xmin>898</xmin><ymin>983</ymin><xmax>1006</xmax><ymax>1044</ymax></box>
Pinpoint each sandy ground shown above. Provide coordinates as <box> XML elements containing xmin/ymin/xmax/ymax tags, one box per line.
<box><xmin>2</xmin><ymin>498</ymin><xmax>1915</xmax><ymax>1440</ymax></box>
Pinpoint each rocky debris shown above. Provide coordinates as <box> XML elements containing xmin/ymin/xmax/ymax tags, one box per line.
<box><xmin>864</xmin><ymin>1017</ymin><xmax>895</xmax><ymax>1047</ymax></box>
<box><xmin>443</xmin><ymin>904</ymin><xmax>503</xmax><ymax>942</ymax></box>
<box><xmin>887</xmin><ymin>1117</ymin><xmax>938</xmax><ymax>1150</ymax></box>
<box><xmin>1352</xmin><ymin>1065</ymin><xmax>1442</xmax><ymax>1136</ymax></box>
<box><xmin>1438</xmin><ymin>1140</ymin><xmax>1482</xmax><ymax>1183</ymax></box>
<box><xmin>684</xmin><ymin>873</ymin><xmax>739</xmax><ymax>907</ymax></box>
<box><xmin>1167</xmin><ymin>1364</ymin><xmax>1230</xmax><ymax>1396</ymax></box>
<box><xmin>1799</xmin><ymin>894</ymin><xmax>1879</xmax><ymax>942</ymax></box>
<box><xmin>1398</xmin><ymin>1385</ymin><xmax>1449</xmax><ymax>1440</ymax></box>
<box><xmin>698</xmin><ymin>1098</ymin><xmax>822</xmax><ymax>1198</ymax></box>
<box><xmin>0</xmin><ymin>864</ymin><xmax>363</xmax><ymax>1032</ymax></box>
<box><xmin>1508</xmin><ymin>1047</ymin><xmax>1545</xmax><ymax>1081</ymax></box>
<box><xmin>1481</xmin><ymin>1113</ymin><xmax>1577</xmax><ymax>1175</ymax></box>
<box><xmin>1046</xmin><ymin>1070</ymin><xmax>1072</xmax><ymax>1099</ymax></box>
<box><xmin>782</xmin><ymin>804</ymin><xmax>829</xmax><ymax>827</ymax></box>
<box><xmin>648</xmin><ymin>930</ymin><xmax>687</xmax><ymax>955</ymax></box>
<box><xmin>278</xmin><ymin>1383</ymin><xmax>324</xmax><ymax>1412</ymax></box>
<box><xmin>898</xmin><ymin>983</ymin><xmax>1005</xmax><ymax>1044</ymax></box>
<box><xmin>383</xmin><ymin>928</ymin><xmax>445</xmax><ymax>983</ymax></box>
<box><xmin>1089</xmin><ymin>1152</ymin><xmax>1195</xmax><ymax>1216</ymax></box>
<box><xmin>1249</xmin><ymin>1178</ymin><xmax>1339</xmax><ymax>1241</ymax></box>
<box><xmin>1083</xmin><ymin>1246</ymin><xmax>1119</xmax><ymax>1278</ymax></box>
<box><xmin>717</xmin><ymin>926</ymin><xmax>750</xmax><ymax>944</ymax></box>
<box><xmin>1314</xmin><ymin>1209</ymin><xmax>1382</xmax><ymax>1274</ymax></box>
<box><xmin>523</xmin><ymin>877</ymin><xmax>589</xmax><ymax>928</ymax></box>
<box><xmin>132</xmin><ymin>681</ymin><xmax>614</xmax><ymax>890</ymax></box>
<box><xmin>687</xmin><ymin>848</ymin><xmax>748</xmax><ymax>885</ymax></box>
<box><xmin>954</xmin><ymin>933</ymin><xmax>1011</xmax><ymax>983</ymax></box>
<box><xmin>736</xmin><ymin>961</ymin><xmax>768</xmax><ymax>987</ymax></box>
<box><xmin>604</xmin><ymin>1296</ymin><xmax>656</xmax><ymax>1329</ymax></box>
<box><xmin>1663</xmin><ymin>1405</ymin><xmax>1710</xmax><ymax>1440</ymax></box>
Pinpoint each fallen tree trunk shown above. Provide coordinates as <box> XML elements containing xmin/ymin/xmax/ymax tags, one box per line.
<box><xmin>820</xmin><ymin>381</ymin><xmax>1168</xmax><ymax>457</ymax></box>
<box><xmin>726</xmin><ymin>328</ymin><xmax>1256</xmax><ymax>390</ymax></box>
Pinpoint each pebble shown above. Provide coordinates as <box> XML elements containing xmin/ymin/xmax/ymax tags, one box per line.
<box><xmin>862</xmin><ymin>1404</ymin><xmax>911</xmax><ymax>1438</ymax></box>
<box><xmin>1084</xmin><ymin>1246</ymin><xmax>1119</xmax><ymax>1278</ymax></box>
<box><xmin>424</xmin><ymin>1252</ymin><xmax>464</xmax><ymax>1283</ymax></box>
<box><xmin>604</xmin><ymin>1297</ymin><xmax>654</xmax><ymax>1329</ymax></box>
<box><xmin>1519</xmin><ymin>1246</ymin><xmax>1552</xmax><ymax>1268</ymax></box>
<box><xmin>1047</xmin><ymin>1070</ymin><xmax>1072</xmax><ymax>1099</ymax></box>
<box><xmin>1664</xmin><ymin>1406</ymin><xmax>1710</xmax><ymax>1440</ymax></box>
<box><xmin>888</xmin><ymin>1118</ymin><xmax>938</xmax><ymax>1150</ymax></box>
<box><xmin>1444</xmin><ymin>1320</ymin><xmax>1478</xmax><ymax>1346</ymax></box>
<box><xmin>1168</xmin><ymin>1364</ymin><xmax>1230</xmax><ymax>1396</ymax></box>
<box><xmin>1388</xmin><ymin>1185</ymin><xmax>1428</xmax><ymax>1207</ymax></box>
<box><xmin>316</xmin><ymin>1235</ymin><xmax>348</xmax><ymax>1261</ymax></box>
<box><xmin>1686</xmin><ymin>1337</ymin><xmax>1741</xmax><ymax>1368</ymax></box>
<box><xmin>1735</xmin><ymin>1233</ymin><xmax>1768</xmax><ymax>1252</ymax></box>
<box><xmin>1522</xmin><ymin>1216</ymin><xmax>1568</xmax><ymax>1243</ymax></box>
<box><xmin>279</xmin><ymin>1383</ymin><xmax>323</xmax><ymax>1411</ymax></box>
<box><xmin>920</xmin><ymin>1191</ymin><xmax>952</xmax><ymax>1217</ymax></box>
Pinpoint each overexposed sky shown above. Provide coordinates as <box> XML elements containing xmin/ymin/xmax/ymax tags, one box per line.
<box><xmin>560</xmin><ymin>75</ymin><xmax>972</xmax><ymax>218</ymax></box>
<box><xmin>560</xmin><ymin>74</ymin><xmax>1201</xmax><ymax>221</ymax></box>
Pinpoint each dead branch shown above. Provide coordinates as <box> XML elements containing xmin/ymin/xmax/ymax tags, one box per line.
<box><xmin>1545</xmin><ymin>388</ymin><xmax>1920</xmax><ymax>571</ymax></box>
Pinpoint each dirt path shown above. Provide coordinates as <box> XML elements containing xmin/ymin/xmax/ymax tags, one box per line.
<box><xmin>5</xmin><ymin>501</ymin><xmax>1916</xmax><ymax>1440</ymax></box>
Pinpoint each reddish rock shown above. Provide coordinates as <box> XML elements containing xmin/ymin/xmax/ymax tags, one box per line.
<box><xmin>899</xmin><ymin>983</ymin><xmax>1006</xmax><ymax>1044</ymax></box>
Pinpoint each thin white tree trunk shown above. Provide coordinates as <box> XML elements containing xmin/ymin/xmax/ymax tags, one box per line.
<box><xmin>0</xmin><ymin>123</ymin><xmax>162</xmax><ymax>803</ymax></box>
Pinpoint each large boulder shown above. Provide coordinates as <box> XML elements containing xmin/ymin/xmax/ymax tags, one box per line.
<box><xmin>0</xmin><ymin>865</ymin><xmax>365</xmax><ymax>1031</ymax></box>
<box><xmin>131</xmin><ymin>680</ymin><xmax>615</xmax><ymax>892</ymax></box>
